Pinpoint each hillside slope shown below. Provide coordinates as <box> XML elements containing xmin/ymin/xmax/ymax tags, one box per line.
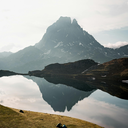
<box><xmin>85</xmin><ymin>58</ymin><xmax>128</xmax><ymax>81</ymax></box>
<box><xmin>0</xmin><ymin>104</ymin><xmax>102</xmax><ymax>128</ymax></box>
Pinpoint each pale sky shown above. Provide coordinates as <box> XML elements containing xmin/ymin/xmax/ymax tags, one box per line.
<box><xmin>0</xmin><ymin>0</ymin><xmax>128</xmax><ymax>52</ymax></box>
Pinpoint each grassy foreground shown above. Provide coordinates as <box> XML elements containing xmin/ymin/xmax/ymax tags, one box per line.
<box><xmin>0</xmin><ymin>104</ymin><xmax>103</xmax><ymax>128</ymax></box>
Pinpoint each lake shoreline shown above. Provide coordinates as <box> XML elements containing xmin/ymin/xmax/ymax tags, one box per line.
<box><xmin>0</xmin><ymin>104</ymin><xmax>103</xmax><ymax>128</ymax></box>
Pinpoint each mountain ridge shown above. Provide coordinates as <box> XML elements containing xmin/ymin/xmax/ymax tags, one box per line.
<box><xmin>0</xmin><ymin>16</ymin><xmax>128</xmax><ymax>73</ymax></box>
<box><xmin>35</xmin><ymin>17</ymin><xmax>105</xmax><ymax>62</ymax></box>
<box><xmin>28</xmin><ymin>58</ymin><xmax>128</xmax><ymax>82</ymax></box>
<box><xmin>35</xmin><ymin>16</ymin><xmax>128</xmax><ymax>63</ymax></box>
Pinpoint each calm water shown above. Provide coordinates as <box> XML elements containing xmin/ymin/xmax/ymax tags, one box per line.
<box><xmin>0</xmin><ymin>75</ymin><xmax>128</xmax><ymax>128</ymax></box>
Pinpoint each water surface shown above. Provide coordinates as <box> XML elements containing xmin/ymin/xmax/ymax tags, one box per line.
<box><xmin>0</xmin><ymin>75</ymin><xmax>128</xmax><ymax>128</ymax></box>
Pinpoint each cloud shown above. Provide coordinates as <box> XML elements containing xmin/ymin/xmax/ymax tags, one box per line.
<box><xmin>79</xmin><ymin>0</ymin><xmax>128</xmax><ymax>32</ymax></box>
<box><xmin>104</xmin><ymin>41</ymin><xmax>128</xmax><ymax>49</ymax></box>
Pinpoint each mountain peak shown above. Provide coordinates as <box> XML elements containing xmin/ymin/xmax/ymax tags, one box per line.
<box><xmin>57</xmin><ymin>16</ymin><xmax>71</xmax><ymax>25</ymax></box>
<box><xmin>35</xmin><ymin>16</ymin><xmax>104</xmax><ymax>61</ymax></box>
<box><xmin>57</xmin><ymin>17</ymin><xmax>78</xmax><ymax>25</ymax></box>
<box><xmin>72</xmin><ymin>19</ymin><xmax>78</xmax><ymax>24</ymax></box>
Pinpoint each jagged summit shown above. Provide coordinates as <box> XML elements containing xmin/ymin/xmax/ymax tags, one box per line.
<box><xmin>34</xmin><ymin>16</ymin><xmax>128</xmax><ymax>64</ymax></box>
<box><xmin>35</xmin><ymin>16</ymin><xmax>103</xmax><ymax>62</ymax></box>
<box><xmin>46</xmin><ymin>16</ymin><xmax>81</xmax><ymax>33</ymax></box>
<box><xmin>72</xmin><ymin>18</ymin><xmax>78</xmax><ymax>25</ymax></box>
<box><xmin>57</xmin><ymin>16</ymin><xmax>71</xmax><ymax>24</ymax></box>
<box><xmin>55</xmin><ymin>16</ymin><xmax>78</xmax><ymax>25</ymax></box>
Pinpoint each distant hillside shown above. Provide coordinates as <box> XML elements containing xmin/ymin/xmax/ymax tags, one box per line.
<box><xmin>0</xmin><ymin>51</ymin><xmax>12</xmax><ymax>58</ymax></box>
<box><xmin>85</xmin><ymin>58</ymin><xmax>128</xmax><ymax>81</ymax></box>
<box><xmin>115</xmin><ymin>44</ymin><xmax>128</xmax><ymax>57</ymax></box>
<box><xmin>29</xmin><ymin>58</ymin><xmax>128</xmax><ymax>82</ymax></box>
<box><xmin>28</xmin><ymin>59</ymin><xmax>98</xmax><ymax>77</ymax></box>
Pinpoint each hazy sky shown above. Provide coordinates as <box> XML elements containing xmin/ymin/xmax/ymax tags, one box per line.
<box><xmin>0</xmin><ymin>0</ymin><xmax>128</xmax><ymax>52</ymax></box>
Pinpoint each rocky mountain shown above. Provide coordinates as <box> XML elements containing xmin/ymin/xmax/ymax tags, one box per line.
<box><xmin>115</xmin><ymin>44</ymin><xmax>128</xmax><ymax>56</ymax></box>
<box><xmin>0</xmin><ymin>52</ymin><xmax>12</xmax><ymax>58</ymax></box>
<box><xmin>0</xmin><ymin>16</ymin><xmax>128</xmax><ymax>73</ymax></box>
<box><xmin>35</xmin><ymin>16</ymin><xmax>128</xmax><ymax>63</ymax></box>
<box><xmin>35</xmin><ymin>17</ymin><xmax>108</xmax><ymax>62</ymax></box>
<box><xmin>0</xmin><ymin>46</ymin><xmax>44</xmax><ymax>72</ymax></box>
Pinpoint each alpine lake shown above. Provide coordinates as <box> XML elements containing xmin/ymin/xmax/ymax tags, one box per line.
<box><xmin>0</xmin><ymin>75</ymin><xmax>128</xmax><ymax>128</ymax></box>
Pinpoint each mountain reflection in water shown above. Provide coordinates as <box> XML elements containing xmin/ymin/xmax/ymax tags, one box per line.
<box><xmin>26</xmin><ymin>76</ymin><xmax>96</xmax><ymax>112</ymax></box>
<box><xmin>0</xmin><ymin>75</ymin><xmax>128</xmax><ymax>128</ymax></box>
<box><xmin>25</xmin><ymin>76</ymin><xmax>128</xmax><ymax>128</ymax></box>
<box><xmin>43</xmin><ymin>76</ymin><xmax>128</xmax><ymax>100</ymax></box>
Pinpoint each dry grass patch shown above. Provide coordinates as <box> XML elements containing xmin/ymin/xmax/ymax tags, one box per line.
<box><xmin>0</xmin><ymin>105</ymin><xmax>103</xmax><ymax>128</ymax></box>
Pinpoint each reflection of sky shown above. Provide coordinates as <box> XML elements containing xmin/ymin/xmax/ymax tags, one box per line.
<box><xmin>90</xmin><ymin>90</ymin><xmax>128</xmax><ymax>110</ymax></box>
<box><xmin>67</xmin><ymin>98</ymin><xmax>128</xmax><ymax>128</ymax></box>
<box><xmin>0</xmin><ymin>75</ymin><xmax>51</xmax><ymax>111</ymax></box>
<box><xmin>0</xmin><ymin>76</ymin><xmax>128</xmax><ymax>128</ymax></box>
